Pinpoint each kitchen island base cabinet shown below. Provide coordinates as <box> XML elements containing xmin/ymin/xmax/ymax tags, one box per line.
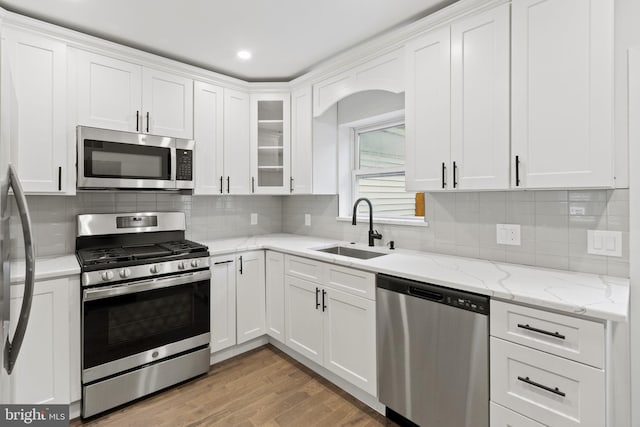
<box><xmin>9</xmin><ymin>278</ymin><xmax>71</xmax><ymax>404</ymax></box>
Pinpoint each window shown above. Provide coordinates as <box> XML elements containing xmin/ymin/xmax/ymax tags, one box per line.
<box><xmin>352</xmin><ymin>121</ymin><xmax>424</xmax><ymax>220</ymax></box>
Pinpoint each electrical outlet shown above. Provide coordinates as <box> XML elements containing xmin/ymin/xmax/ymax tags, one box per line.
<box><xmin>496</xmin><ymin>224</ymin><xmax>521</xmax><ymax>246</ymax></box>
<box><xmin>587</xmin><ymin>230</ymin><xmax>622</xmax><ymax>257</ymax></box>
<box><xmin>304</xmin><ymin>214</ymin><xmax>311</xmax><ymax>226</ymax></box>
<box><xmin>250</xmin><ymin>213</ymin><xmax>258</xmax><ymax>225</ymax></box>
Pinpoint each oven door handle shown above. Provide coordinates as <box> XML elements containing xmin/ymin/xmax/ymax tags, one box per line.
<box><xmin>83</xmin><ymin>270</ymin><xmax>211</xmax><ymax>302</ymax></box>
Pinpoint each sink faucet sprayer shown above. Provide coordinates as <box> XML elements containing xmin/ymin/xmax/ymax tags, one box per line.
<box><xmin>352</xmin><ymin>198</ymin><xmax>382</xmax><ymax>247</ymax></box>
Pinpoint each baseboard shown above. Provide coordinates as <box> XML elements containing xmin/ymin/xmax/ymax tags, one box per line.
<box><xmin>268</xmin><ymin>338</ymin><xmax>385</xmax><ymax>415</ymax></box>
<box><xmin>210</xmin><ymin>336</ymin><xmax>269</xmax><ymax>365</ymax></box>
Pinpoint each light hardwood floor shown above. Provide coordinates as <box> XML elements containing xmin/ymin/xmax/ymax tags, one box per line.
<box><xmin>72</xmin><ymin>345</ymin><xmax>394</xmax><ymax>426</ymax></box>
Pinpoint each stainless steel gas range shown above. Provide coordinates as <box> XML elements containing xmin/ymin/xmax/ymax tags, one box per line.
<box><xmin>75</xmin><ymin>212</ymin><xmax>210</xmax><ymax>418</ymax></box>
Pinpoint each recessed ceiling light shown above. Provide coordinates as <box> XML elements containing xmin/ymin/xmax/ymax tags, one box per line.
<box><xmin>237</xmin><ymin>50</ymin><xmax>252</xmax><ymax>60</ymax></box>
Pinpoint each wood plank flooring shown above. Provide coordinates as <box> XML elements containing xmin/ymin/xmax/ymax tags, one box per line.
<box><xmin>72</xmin><ymin>345</ymin><xmax>395</xmax><ymax>427</ymax></box>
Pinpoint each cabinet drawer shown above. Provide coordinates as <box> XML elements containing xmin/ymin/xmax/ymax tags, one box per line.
<box><xmin>491</xmin><ymin>338</ymin><xmax>604</xmax><ymax>427</ymax></box>
<box><xmin>325</xmin><ymin>264</ymin><xmax>375</xmax><ymax>300</ymax></box>
<box><xmin>285</xmin><ymin>255</ymin><xmax>324</xmax><ymax>283</ymax></box>
<box><xmin>490</xmin><ymin>300</ymin><xmax>604</xmax><ymax>368</ymax></box>
<box><xmin>491</xmin><ymin>402</ymin><xmax>544</xmax><ymax>427</ymax></box>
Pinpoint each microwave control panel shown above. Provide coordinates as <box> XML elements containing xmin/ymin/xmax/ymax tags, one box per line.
<box><xmin>176</xmin><ymin>150</ymin><xmax>193</xmax><ymax>181</ymax></box>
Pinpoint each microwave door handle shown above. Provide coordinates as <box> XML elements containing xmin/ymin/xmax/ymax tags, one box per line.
<box><xmin>3</xmin><ymin>165</ymin><xmax>36</xmax><ymax>375</ymax></box>
<box><xmin>83</xmin><ymin>269</ymin><xmax>211</xmax><ymax>302</ymax></box>
<box><xmin>170</xmin><ymin>146</ymin><xmax>177</xmax><ymax>184</ymax></box>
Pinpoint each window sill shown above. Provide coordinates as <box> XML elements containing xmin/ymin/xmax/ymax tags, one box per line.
<box><xmin>336</xmin><ymin>216</ymin><xmax>429</xmax><ymax>227</ymax></box>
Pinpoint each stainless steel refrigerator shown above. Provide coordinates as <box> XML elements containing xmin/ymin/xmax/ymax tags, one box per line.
<box><xmin>1</xmin><ymin>157</ymin><xmax>36</xmax><ymax>401</ymax></box>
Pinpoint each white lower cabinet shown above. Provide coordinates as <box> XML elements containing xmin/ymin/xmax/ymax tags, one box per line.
<box><xmin>265</xmin><ymin>251</ymin><xmax>285</xmax><ymax>343</ymax></box>
<box><xmin>283</xmin><ymin>255</ymin><xmax>377</xmax><ymax>396</ymax></box>
<box><xmin>235</xmin><ymin>251</ymin><xmax>266</xmax><ymax>344</ymax></box>
<box><xmin>210</xmin><ymin>255</ymin><xmax>237</xmax><ymax>353</ymax></box>
<box><xmin>490</xmin><ymin>300</ymin><xmax>607</xmax><ymax>427</ymax></box>
<box><xmin>491</xmin><ymin>402</ymin><xmax>545</xmax><ymax>427</ymax></box>
<box><xmin>9</xmin><ymin>277</ymin><xmax>71</xmax><ymax>404</ymax></box>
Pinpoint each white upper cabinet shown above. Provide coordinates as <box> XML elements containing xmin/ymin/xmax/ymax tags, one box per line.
<box><xmin>511</xmin><ymin>0</ymin><xmax>614</xmax><ymax>189</ymax></box>
<box><xmin>290</xmin><ymin>86</ymin><xmax>313</xmax><ymax>194</ymax></box>
<box><xmin>75</xmin><ymin>50</ymin><xmax>193</xmax><ymax>139</ymax></box>
<box><xmin>405</xmin><ymin>4</ymin><xmax>511</xmax><ymax>192</ymax></box>
<box><xmin>142</xmin><ymin>68</ymin><xmax>193</xmax><ymax>139</ymax></box>
<box><xmin>194</xmin><ymin>81</ymin><xmax>224</xmax><ymax>195</ymax></box>
<box><xmin>75</xmin><ymin>50</ymin><xmax>142</xmax><ymax>133</ymax></box>
<box><xmin>250</xmin><ymin>93</ymin><xmax>291</xmax><ymax>194</ymax></box>
<box><xmin>451</xmin><ymin>4</ymin><xmax>510</xmax><ymax>190</ymax></box>
<box><xmin>405</xmin><ymin>26</ymin><xmax>452</xmax><ymax>191</ymax></box>
<box><xmin>224</xmin><ymin>89</ymin><xmax>251</xmax><ymax>194</ymax></box>
<box><xmin>2</xmin><ymin>27</ymin><xmax>68</xmax><ymax>193</ymax></box>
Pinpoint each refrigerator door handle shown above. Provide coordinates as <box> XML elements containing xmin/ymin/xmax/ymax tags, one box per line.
<box><xmin>3</xmin><ymin>165</ymin><xmax>35</xmax><ymax>375</ymax></box>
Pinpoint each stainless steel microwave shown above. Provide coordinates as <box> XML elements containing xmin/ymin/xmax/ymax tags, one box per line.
<box><xmin>77</xmin><ymin>126</ymin><xmax>194</xmax><ymax>191</ymax></box>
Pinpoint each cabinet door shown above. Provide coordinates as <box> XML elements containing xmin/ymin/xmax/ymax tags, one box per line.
<box><xmin>142</xmin><ymin>68</ymin><xmax>193</xmax><ymax>139</ymax></box>
<box><xmin>235</xmin><ymin>251</ymin><xmax>266</xmax><ymax>344</ymax></box>
<box><xmin>250</xmin><ymin>93</ymin><xmax>291</xmax><ymax>194</ymax></box>
<box><xmin>512</xmin><ymin>0</ymin><xmax>613</xmax><ymax>188</ymax></box>
<box><xmin>223</xmin><ymin>89</ymin><xmax>251</xmax><ymax>194</ymax></box>
<box><xmin>451</xmin><ymin>4</ymin><xmax>510</xmax><ymax>190</ymax></box>
<box><xmin>284</xmin><ymin>276</ymin><xmax>324</xmax><ymax>365</ymax></box>
<box><xmin>210</xmin><ymin>256</ymin><xmax>237</xmax><ymax>353</ymax></box>
<box><xmin>75</xmin><ymin>49</ymin><xmax>142</xmax><ymax>132</ymax></box>
<box><xmin>290</xmin><ymin>86</ymin><xmax>313</xmax><ymax>194</ymax></box>
<box><xmin>194</xmin><ymin>81</ymin><xmax>224</xmax><ymax>195</ymax></box>
<box><xmin>323</xmin><ymin>288</ymin><xmax>376</xmax><ymax>395</ymax></box>
<box><xmin>9</xmin><ymin>278</ymin><xmax>70</xmax><ymax>404</ymax></box>
<box><xmin>405</xmin><ymin>26</ymin><xmax>452</xmax><ymax>191</ymax></box>
<box><xmin>265</xmin><ymin>251</ymin><xmax>285</xmax><ymax>343</ymax></box>
<box><xmin>2</xmin><ymin>28</ymin><xmax>67</xmax><ymax>193</ymax></box>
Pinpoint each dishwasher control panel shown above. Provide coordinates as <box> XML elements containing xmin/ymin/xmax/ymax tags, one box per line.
<box><xmin>377</xmin><ymin>273</ymin><xmax>489</xmax><ymax>315</ymax></box>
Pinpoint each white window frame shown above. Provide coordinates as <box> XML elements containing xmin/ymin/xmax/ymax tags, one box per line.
<box><xmin>336</xmin><ymin>110</ymin><xmax>427</xmax><ymax>226</ymax></box>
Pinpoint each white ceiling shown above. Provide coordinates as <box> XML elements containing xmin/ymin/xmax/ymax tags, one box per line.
<box><xmin>0</xmin><ymin>0</ymin><xmax>457</xmax><ymax>81</ymax></box>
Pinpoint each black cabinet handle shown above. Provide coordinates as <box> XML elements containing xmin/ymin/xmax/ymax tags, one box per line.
<box><xmin>441</xmin><ymin>162</ymin><xmax>446</xmax><ymax>189</ymax></box>
<box><xmin>322</xmin><ymin>289</ymin><xmax>327</xmax><ymax>312</ymax></box>
<box><xmin>453</xmin><ymin>161</ymin><xmax>458</xmax><ymax>188</ymax></box>
<box><xmin>214</xmin><ymin>260</ymin><xmax>233</xmax><ymax>265</ymax></box>
<box><xmin>227</xmin><ymin>176</ymin><xmax>230</xmax><ymax>193</ymax></box>
<box><xmin>239</xmin><ymin>256</ymin><xmax>243</xmax><ymax>275</ymax></box>
<box><xmin>220</xmin><ymin>176</ymin><xmax>223</xmax><ymax>194</ymax></box>
<box><xmin>517</xmin><ymin>376</ymin><xmax>566</xmax><ymax>397</ymax></box>
<box><xmin>136</xmin><ymin>110</ymin><xmax>140</xmax><ymax>132</ymax></box>
<box><xmin>315</xmin><ymin>287</ymin><xmax>320</xmax><ymax>310</ymax></box>
<box><xmin>290</xmin><ymin>177</ymin><xmax>294</xmax><ymax>193</ymax></box>
<box><xmin>146</xmin><ymin>112</ymin><xmax>150</xmax><ymax>133</ymax></box>
<box><xmin>58</xmin><ymin>166</ymin><xmax>62</xmax><ymax>191</ymax></box>
<box><xmin>517</xmin><ymin>323</ymin><xmax>565</xmax><ymax>340</ymax></box>
<box><xmin>515</xmin><ymin>155</ymin><xmax>521</xmax><ymax>187</ymax></box>
<box><xmin>252</xmin><ymin>177</ymin><xmax>255</xmax><ymax>193</ymax></box>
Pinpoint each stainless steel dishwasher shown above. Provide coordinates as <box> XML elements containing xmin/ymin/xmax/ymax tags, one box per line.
<box><xmin>377</xmin><ymin>273</ymin><xmax>489</xmax><ymax>427</ymax></box>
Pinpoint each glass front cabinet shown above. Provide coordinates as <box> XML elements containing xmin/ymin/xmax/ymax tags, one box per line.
<box><xmin>250</xmin><ymin>93</ymin><xmax>291</xmax><ymax>194</ymax></box>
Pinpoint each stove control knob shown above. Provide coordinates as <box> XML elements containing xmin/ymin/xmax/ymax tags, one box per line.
<box><xmin>150</xmin><ymin>265</ymin><xmax>160</xmax><ymax>274</ymax></box>
<box><xmin>177</xmin><ymin>261</ymin><xmax>186</xmax><ymax>270</ymax></box>
<box><xmin>101</xmin><ymin>271</ymin><xmax>114</xmax><ymax>281</ymax></box>
<box><xmin>119</xmin><ymin>268</ymin><xmax>132</xmax><ymax>279</ymax></box>
<box><xmin>190</xmin><ymin>259</ymin><xmax>200</xmax><ymax>268</ymax></box>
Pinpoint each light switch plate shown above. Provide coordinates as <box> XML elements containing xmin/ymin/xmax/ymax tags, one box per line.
<box><xmin>587</xmin><ymin>230</ymin><xmax>622</xmax><ymax>257</ymax></box>
<box><xmin>304</xmin><ymin>214</ymin><xmax>311</xmax><ymax>226</ymax></box>
<box><xmin>496</xmin><ymin>224</ymin><xmax>521</xmax><ymax>246</ymax></box>
<box><xmin>250</xmin><ymin>213</ymin><xmax>258</xmax><ymax>225</ymax></box>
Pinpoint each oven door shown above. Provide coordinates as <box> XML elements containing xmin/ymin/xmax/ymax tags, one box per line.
<box><xmin>77</xmin><ymin>126</ymin><xmax>176</xmax><ymax>190</ymax></box>
<box><xmin>82</xmin><ymin>269</ymin><xmax>210</xmax><ymax>383</ymax></box>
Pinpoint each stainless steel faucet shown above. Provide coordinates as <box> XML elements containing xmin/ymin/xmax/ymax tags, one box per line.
<box><xmin>352</xmin><ymin>197</ymin><xmax>382</xmax><ymax>247</ymax></box>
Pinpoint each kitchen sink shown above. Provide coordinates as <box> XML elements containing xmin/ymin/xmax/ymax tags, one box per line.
<box><xmin>315</xmin><ymin>245</ymin><xmax>387</xmax><ymax>259</ymax></box>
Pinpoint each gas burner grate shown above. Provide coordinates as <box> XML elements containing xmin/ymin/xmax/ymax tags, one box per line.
<box><xmin>159</xmin><ymin>240</ymin><xmax>208</xmax><ymax>255</ymax></box>
<box><xmin>78</xmin><ymin>247</ymin><xmax>132</xmax><ymax>265</ymax></box>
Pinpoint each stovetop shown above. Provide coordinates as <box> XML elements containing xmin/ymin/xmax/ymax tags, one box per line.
<box><xmin>77</xmin><ymin>239</ymin><xmax>209</xmax><ymax>271</ymax></box>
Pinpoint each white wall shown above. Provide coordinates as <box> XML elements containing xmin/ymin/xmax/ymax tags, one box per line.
<box><xmin>337</xmin><ymin>90</ymin><xmax>404</xmax><ymax>125</ymax></box>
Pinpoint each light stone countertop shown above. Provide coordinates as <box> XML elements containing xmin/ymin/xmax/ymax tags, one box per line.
<box><xmin>10</xmin><ymin>254</ymin><xmax>80</xmax><ymax>283</ymax></box>
<box><xmin>203</xmin><ymin>233</ymin><xmax>630</xmax><ymax>322</ymax></box>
